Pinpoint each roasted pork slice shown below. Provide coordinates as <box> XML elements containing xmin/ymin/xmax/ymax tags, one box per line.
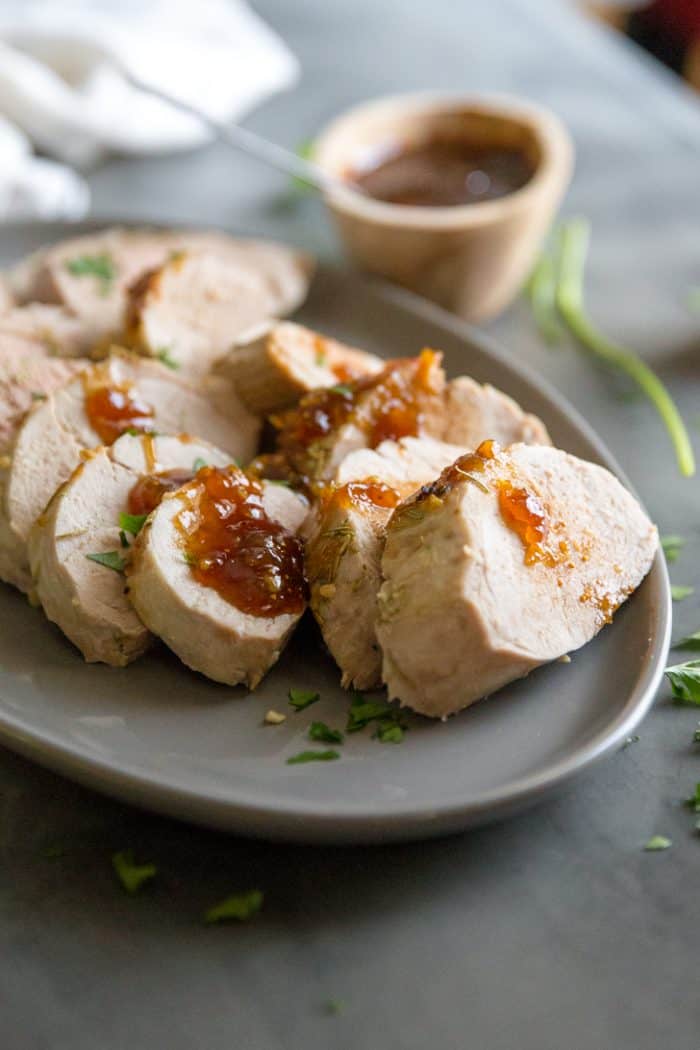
<box><xmin>377</xmin><ymin>441</ymin><xmax>658</xmax><ymax>718</ymax></box>
<box><xmin>0</xmin><ymin>333</ymin><xmax>88</xmax><ymax>452</ymax></box>
<box><xmin>28</xmin><ymin>433</ymin><xmax>231</xmax><ymax>666</ymax></box>
<box><xmin>445</xmin><ymin>376</ymin><xmax>551</xmax><ymax>448</ymax></box>
<box><xmin>127</xmin><ymin>466</ymin><xmax>308</xmax><ymax>688</ymax></box>
<box><xmin>0</xmin><ymin>352</ymin><xmax>260</xmax><ymax>593</ymax></box>
<box><xmin>305</xmin><ymin>436</ymin><xmax>466</xmax><ymax>690</ymax></box>
<box><xmin>214</xmin><ymin>321</ymin><xmax>384</xmax><ymax>415</ymax></box>
<box><xmin>274</xmin><ymin>349</ymin><xmax>447</xmax><ymax>484</ymax></box>
<box><xmin>0</xmin><ymin>304</ymin><xmax>98</xmax><ymax>358</ymax></box>
<box><xmin>123</xmin><ymin>243</ymin><xmax>314</xmax><ymax>376</ymax></box>
<box><xmin>0</xmin><ymin>278</ymin><xmax>14</xmax><ymax>313</ymax></box>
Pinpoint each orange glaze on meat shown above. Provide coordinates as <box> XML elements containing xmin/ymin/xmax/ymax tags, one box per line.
<box><xmin>272</xmin><ymin>350</ymin><xmax>441</xmax><ymax>473</ymax></box>
<box><xmin>331</xmin><ymin>479</ymin><xmax>401</xmax><ymax>511</ymax></box>
<box><xmin>496</xmin><ymin>480</ymin><xmax>550</xmax><ymax>565</ymax></box>
<box><xmin>127</xmin><ymin>468</ymin><xmax>197</xmax><ymax>517</ymax></box>
<box><xmin>84</xmin><ymin>381</ymin><xmax>154</xmax><ymax>445</ymax></box>
<box><xmin>175</xmin><ymin>466</ymin><xmax>306</xmax><ymax>617</ymax></box>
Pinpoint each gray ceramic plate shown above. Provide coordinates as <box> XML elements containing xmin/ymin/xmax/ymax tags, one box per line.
<box><xmin>0</xmin><ymin>223</ymin><xmax>670</xmax><ymax>844</ymax></box>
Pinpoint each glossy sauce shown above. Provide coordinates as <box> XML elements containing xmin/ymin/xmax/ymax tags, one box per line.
<box><xmin>128</xmin><ymin>468</ymin><xmax>197</xmax><ymax>517</ymax></box>
<box><xmin>175</xmin><ymin>466</ymin><xmax>306</xmax><ymax>617</ymax></box>
<box><xmin>351</xmin><ymin>139</ymin><xmax>534</xmax><ymax>207</ymax></box>
<box><xmin>497</xmin><ymin>480</ymin><xmax>549</xmax><ymax>565</ymax></box>
<box><xmin>84</xmin><ymin>383</ymin><xmax>154</xmax><ymax>445</ymax></box>
<box><xmin>329</xmin><ymin>478</ymin><xmax>401</xmax><ymax>511</ymax></box>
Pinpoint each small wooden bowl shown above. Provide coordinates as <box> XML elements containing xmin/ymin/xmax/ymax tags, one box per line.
<box><xmin>314</xmin><ymin>93</ymin><xmax>574</xmax><ymax>322</ymax></box>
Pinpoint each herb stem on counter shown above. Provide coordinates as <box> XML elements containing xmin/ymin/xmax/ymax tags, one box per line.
<box><xmin>555</xmin><ymin>218</ymin><xmax>695</xmax><ymax>478</ymax></box>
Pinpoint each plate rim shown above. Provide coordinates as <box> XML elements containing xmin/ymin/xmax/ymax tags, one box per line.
<box><xmin>0</xmin><ymin>221</ymin><xmax>672</xmax><ymax>843</ymax></box>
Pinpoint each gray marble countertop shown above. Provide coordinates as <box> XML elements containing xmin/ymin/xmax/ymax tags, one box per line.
<box><xmin>3</xmin><ymin>2</ymin><xmax>700</xmax><ymax>1047</ymax></box>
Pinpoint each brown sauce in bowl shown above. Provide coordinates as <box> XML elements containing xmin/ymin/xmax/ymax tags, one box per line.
<box><xmin>351</xmin><ymin>139</ymin><xmax>534</xmax><ymax>207</ymax></box>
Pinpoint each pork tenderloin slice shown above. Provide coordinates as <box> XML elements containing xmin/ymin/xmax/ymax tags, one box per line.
<box><xmin>127</xmin><ymin>476</ymin><xmax>308</xmax><ymax>688</ymax></box>
<box><xmin>0</xmin><ymin>277</ymin><xmax>14</xmax><ymax>313</ymax></box>
<box><xmin>0</xmin><ymin>352</ymin><xmax>260</xmax><ymax>592</ymax></box>
<box><xmin>305</xmin><ymin>437</ymin><xmax>467</xmax><ymax>690</ymax></box>
<box><xmin>276</xmin><ymin>350</ymin><xmax>447</xmax><ymax>484</ymax></box>
<box><xmin>377</xmin><ymin>442</ymin><xmax>658</xmax><ymax>718</ymax></box>
<box><xmin>445</xmin><ymin>376</ymin><xmax>551</xmax><ymax>448</ymax></box>
<box><xmin>0</xmin><ymin>304</ymin><xmax>102</xmax><ymax>358</ymax></box>
<box><xmin>0</xmin><ymin>335</ymin><xmax>88</xmax><ymax>452</ymax></box>
<box><xmin>28</xmin><ymin>433</ymin><xmax>232</xmax><ymax>666</ymax></box>
<box><xmin>215</xmin><ymin>321</ymin><xmax>383</xmax><ymax>415</ymax></box>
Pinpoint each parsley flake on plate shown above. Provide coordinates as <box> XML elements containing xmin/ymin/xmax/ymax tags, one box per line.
<box><xmin>86</xmin><ymin>550</ymin><xmax>126</xmax><ymax>573</ymax></box>
<box><xmin>374</xmin><ymin>723</ymin><xmax>404</xmax><ymax>744</ymax></box>
<box><xmin>286</xmin><ymin>750</ymin><xmax>340</xmax><ymax>765</ymax></box>
<box><xmin>660</xmin><ymin>535</ymin><xmax>684</xmax><ymax>563</ymax></box>
<box><xmin>288</xmin><ymin>687</ymin><xmax>320</xmax><ymax>711</ymax></box>
<box><xmin>112</xmin><ymin>849</ymin><xmax>157</xmax><ymax>893</ymax></box>
<box><xmin>204</xmin><ymin>889</ymin><xmax>264</xmax><ymax>924</ymax></box>
<box><xmin>308</xmin><ymin>721</ymin><xmax>344</xmax><ymax>744</ymax></box>
<box><xmin>685</xmin><ymin>782</ymin><xmax>700</xmax><ymax>812</ymax></box>
<box><xmin>155</xmin><ymin>347</ymin><xmax>179</xmax><ymax>370</ymax></box>
<box><xmin>330</xmin><ymin>383</ymin><xmax>353</xmax><ymax>396</ymax></box>
<box><xmin>346</xmin><ymin>692</ymin><xmax>406</xmax><ymax>736</ymax></box>
<box><xmin>671</xmin><ymin>585</ymin><xmax>694</xmax><ymax>602</ymax></box>
<box><xmin>66</xmin><ymin>253</ymin><xmax>116</xmax><ymax>294</ymax></box>
<box><xmin>665</xmin><ymin>660</ymin><xmax>700</xmax><ymax>705</ymax></box>
<box><xmin>119</xmin><ymin>511</ymin><xmax>147</xmax><ymax>536</ymax></box>
<box><xmin>643</xmin><ymin>835</ymin><xmax>671</xmax><ymax>852</ymax></box>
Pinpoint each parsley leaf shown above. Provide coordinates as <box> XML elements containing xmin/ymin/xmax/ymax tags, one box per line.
<box><xmin>119</xmin><ymin>511</ymin><xmax>147</xmax><ymax>536</ymax></box>
<box><xmin>204</xmin><ymin>889</ymin><xmax>264</xmax><ymax>924</ymax></box>
<box><xmin>308</xmin><ymin>721</ymin><xmax>344</xmax><ymax>744</ymax></box>
<box><xmin>685</xmin><ymin>782</ymin><xmax>700</xmax><ymax>811</ymax></box>
<box><xmin>671</xmin><ymin>585</ymin><xmax>694</xmax><ymax>601</ymax></box>
<box><xmin>155</xmin><ymin>347</ymin><xmax>179</xmax><ymax>370</ymax></box>
<box><xmin>286</xmin><ymin>750</ymin><xmax>340</xmax><ymax>765</ymax></box>
<box><xmin>66</xmin><ymin>253</ymin><xmax>116</xmax><ymax>295</ymax></box>
<box><xmin>374</xmin><ymin>723</ymin><xmax>404</xmax><ymax>744</ymax></box>
<box><xmin>661</xmin><ymin>535</ymin><xmax>684</xmax><ymax>563</ymax></box>
<box><xmin>112</xmin><ymin>849</ymin><xmax>157</xmax><ymax>893</ymax></box>
<box><xmin>643</xmin><ymin>835</ymin><xmax>671</xmax><ymax>852</ymax></box>
<box><xmin>86</xmin><ymin>550</ymin><xmax>125</xmax><ymax>573</ymax></box>
<box><xmin>288</xmin><ymin>687</ymin><xmax>320</xmax><ymax>711</ymax></box>
<box><xmin>347</xmin><ymin>692</ymin><xmax>399</xmax><ymax>732</ymax></box>
<box><xmin>193</xmin><ymin>457</ymin><xmax>208</xmax><ymax>472</ymax></box>
<box><xmin>665</xmin><ymin>660</ymin><xmax>700</xmax><ymax>705</ymax></box>
<box><xmin>119</xmin><ymin>529</ymin><xmax>129</xmax><ymax>549</ymax></box>
<box><xmin>330</xmin><ymin>383</ymin><xmax>353</xmax><ymax>396</ymax></box>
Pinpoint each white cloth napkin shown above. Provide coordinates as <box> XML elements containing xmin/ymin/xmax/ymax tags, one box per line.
<box><xmin>0</xmin><ymin>0</ymin><xmax>299</xmax><ymax>221</ymax></box>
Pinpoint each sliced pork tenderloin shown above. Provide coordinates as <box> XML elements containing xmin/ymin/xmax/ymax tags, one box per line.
<box><xmin>28</xmin><ymin>433</ymin><xmax>231</xmax><ymax>666</ymax></box>
<box><xmin>214</xmin><ymin>321</ymin><xmax>383</xmax><ymax>415</ymax></box>
<box><xmin>377</xmin><ymin>441</ymin><xmax>658</xmax><ymax>718</ymax></box>
<box><xmin>0</xmin><ymin>278</ymin><xmax>14</xmax><ymax>313</ymax></box>
<box><xmin>0</xmin><ymin>304</ymin><xmax>98</xmax><ymax>358</ymax></box>
<box><xmin>0</xmin><ymin>352</ymin><xmax>260</xmax><ymax>592</ymax></box>
<box><xmin>123</xmin><ymin>244</ymin><xmax>314</xmax><ymax>377</ymax></box>
<box><xmin>127</xmin><ymin>466</ymin><xmax>308</xmax><ymax>688</ymax></box>
<box><xmin>445</xmin><ymin>376</ymin><xmax>550</xmax><ymax>448</ymax></box>
<box><xmin>306</xmin><ymin>436</ymin><xmax>466</xmax><ymax>690</ymax></box>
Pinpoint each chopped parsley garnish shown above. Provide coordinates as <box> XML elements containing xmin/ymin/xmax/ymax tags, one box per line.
<box><xmin>308</xmin><ymin>721</ymin><xmax>344</xmax><ymax>744</ymax></box>
<box><xmin>330</xmin><ymin>383</ymin><xmax>353</xmax><ymax>396</ymax></box>
<box><xmin>315</xmin><ymin>349</ymin><xmax>328</xmax><ymax>367</ymax></box>
<box><xmin>193</xmin><ymin>457</ymin><xmax>208</xmax><ymax>472</ymax></box>
<box><xmin>671</xmin><ymin>585</ymin><xmax>694</xmax><ymax>601</ymax></box>
<box><xmin>661</xmin><ymin>535</ymin><xmax>684</xmax><ymax>563</ymax></box>
<box><xmin>346</xmin><ymin>692</ymin><xmax>399</xmax><ymax>731</ymax></box>
<box><xmin>112</xmin><ymin>849</ymin><xmax>157</xmax><ymax>893</ymax></box>
<box><xmin>374</xmin><ymin>723</ymin><xmax>404</xmax><ymax>744</ymax></box>
<box><xmin>66</xmin><ymin>253</ymin><xmax>116</xmax><ymax>295</ymax></box>
<box><xmin>673</xmin><ymin>630</ymin><xmax>700</xmax><ymax>650</ymax></box>
<box><xmin>288</xmin><ymin>687</ymin><xmax>320</xmax><ymax>711</ymax></box>
<box><xmin>286</xmin><ymin>750</ymin><xmax>340</xmax><ymax>765</ymax></box>
<box><xmin>155</xmin><ymin>347</ymin><xmax>179</xmax><ymax>370</ymax></box>
<box><xmin>643</xmin><ymin>835</ymin><xmax>671</xmax><ymax>852</ymax></box>
<box><xmin>119</xmin><ymin>529</ymin><xmax>129</xmax><ymax>549</ymax></box>
<box><xmin>665</xmin><ymin>660</ymin><xmax>700</xmax><ymax>705</ymax></box>
<box><xmin>86</xmin><ymin>550</ymin><xmax>125</xmax><ymax>573</ymax></box>
<box><xmin>30</xmin><ymin>391</ymin><xmax>47</xmax><ymax>402</ymax></box>
<box><xmin>204</xmin><ymin>889</ymin><xmax>264</xmax><ymax>924</ymax></box>
<box><xmin>323</xmin><ymin>999</ymin><xmax>345</xmax><ymax>1016</ymax></box>
<box><xmin>119</xmin><ymin>511</ymin><xmax>147</xmax><ymax>536</ymax></box>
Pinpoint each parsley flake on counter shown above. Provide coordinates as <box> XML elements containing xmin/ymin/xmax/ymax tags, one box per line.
<box><xmin>66</xmin><ymin>253</ymin><xmax>116</xmax><ymax>295</ymax></box>
<box><xmin>673</xmin><ymin>630</ymin><xmax>700</xmax><ymax>650</ymax></box>
<box><xmin>155</xmin><ymin>347</ymin><xmax>179</xmax><ymax>370</ymax></box>
<box><xmin>86</xmin><ymin>550</ymin><xmax>125</xmax><ymax>573</ymax></box>
<box><xmin>671</xmin><ymin>585</ymin><xmax>694</xmax><ymax>601</ymax></box>
<box><xmin>643</xmin><ymin>835</ymin><xmax>672</xmax><ymax>852</ymax></box>
<box><xmin>119</xmin><ymin>511</ymin><xmax>147</xmax><ymax>536</ymax></box>
<box><xmin>661</xmin><ymin>535</ymin><xmax>685</xmax><ymax>563</ymax></box>
<box><xmin>204</xmin><ymin>889</ymin><xmax>264</xmax><ymax>924</ymax></box>
<box><xmin>308</xmin><ymin>721</ymin><xmax>344</xmax><ymax>744</ymax></box>
<box><xmin>286</xmin><ymin>749</ymin><xmax>340</xmax><ymax>765</ymax></box>
<box><xmin>288</xmin><ymin>687</ymin><xmax>320</xmax><ymax>711</ymax></box>
<box><xmin>112</xmin><ymin>849</ymin><xmax>157</xmax><ymax>893</ymax></box>
<box><xmin>665</xmin><ymin>660</ymin><xmax>700</xmax><ymax>705</ymax></box>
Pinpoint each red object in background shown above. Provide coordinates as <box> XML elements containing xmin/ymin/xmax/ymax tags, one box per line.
<box><xmin>647</xmin><ymin>0</ymin><xmax>700</xmax><ymax>39</ymax></box>
<box><xmin>628</xmin><ymin>0</ymin><xmax>700</xmax><ymax>79</ymax></box>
